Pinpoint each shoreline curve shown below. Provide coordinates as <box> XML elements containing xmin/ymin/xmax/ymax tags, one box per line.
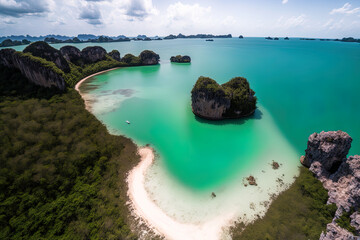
<box><xmin>74</xmin><ymin>68</ymin><xmax>300</xmax><ymax>240</ymax></box>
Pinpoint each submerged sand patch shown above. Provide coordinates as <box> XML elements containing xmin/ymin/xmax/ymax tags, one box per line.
<box><xmin>127</xmin><ymin>141</ymin><xmax>299</xmax><ymax>240</ymax></box>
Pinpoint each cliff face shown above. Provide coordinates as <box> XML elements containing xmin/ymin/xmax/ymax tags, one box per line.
<box><xmin>108</xmin><ymin>50</ymin><xmax>121</xmax><ymax>61</ymax></box>
<box><xmin>170</xmin><ymin>55</ymin><xmax>191</xmax><ymax>63</ymax></box>
<box><xmin>60</xmin><ymin>46</ymin><xmax>82</xmax><ymax>63</ymax></box>
<box><xmin>23</xmin><ymin>41</ymin><xmax>70</xmax><ymax>73</ymax></box>
<box><xmin>191</xmin><ymin>77</ymin><xmax>230</xmax><ymax>119</ymax></box>
<box><xmin>139</xmin><ymin>50</ymin><xmax>160</xmax><ymax>65</ymax></box>
<box><xmin>191</xmin><ymin>76</ymin><xmax>257</xmax><ymax>120</ymax></box>
<box><xmin>301</xmin><ymin>131</ymin><xmax>360</xmax><ymax>239</ymax></box>
<box><xmin>81</xmin><ymin>46</ymin><xmax>107</xmax><ymax>64</ymax></box>
<box><xmin>0</xmin><ymin>49</ymin><xmax>66</xmax><ymax>90</ymax></box>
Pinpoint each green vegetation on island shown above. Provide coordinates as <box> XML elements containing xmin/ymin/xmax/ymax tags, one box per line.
<box><xmin>0</xmin><ymin>66</ymin><xmax>140</xmax><ymax>240</ymax></box>
<box><xmin>231</xmin><ymin>167</ymin><xmax>337</xmax><ymax>240</ymax></box>
<box><xmin>191</xmin><ymin>76</ymin><xmax>257</xmax><ymax>120</ymax></box>
<box><xmin>0</xmin><ymin>41</ymin><xmax>160</xmax><ymax>89</ymax></box>
<box><xmin>335</xmin><ymin>209</ymin><xmax>357</xmax><ymax>235</ymax></box>
<box><xmin>0</xmin><ymin>41</ymin><xmax>163</xmax><ymax>239</ymax></box>
<box><xmin>0</xmin><ymin>39</ymin><xmax>31</xmax><ymax>47</ymax></box>
<box><xmin>170</xmin><ymin>55</ymin><xmax>191</xmax><ymax>63</ymax></box>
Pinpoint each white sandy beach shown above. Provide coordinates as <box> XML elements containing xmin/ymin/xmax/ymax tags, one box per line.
<box><xmin>75</xmin><ymin>67</ymin><xmax>120</xmax><ymax>110</ymax></box>
<box><xmin>127</xmin><ymin>147</ymin><xmax>236</xmax><ymax>240</ymax></box>
<box><xmin>127</xmin><ymin>146</ymin><xmax>299</xmax><ymax>240</ymax></box>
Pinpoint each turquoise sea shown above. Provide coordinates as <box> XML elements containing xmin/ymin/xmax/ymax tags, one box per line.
<box><xmin>11</xmin><ymin>38</ymin><xmax>360</xmax><ymax>191</ymax></box>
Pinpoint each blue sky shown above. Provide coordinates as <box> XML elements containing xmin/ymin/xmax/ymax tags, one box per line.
<box><xmin>0</xmin><ymin>0</ymin><xmax>359</xmax><ymax>38</ymax></box>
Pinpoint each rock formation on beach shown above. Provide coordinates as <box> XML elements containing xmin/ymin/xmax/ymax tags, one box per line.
<box><xmin>139</xmin><ymin>50</ymin><xmax>160</xmax><ymax>65</ymax></box>
<box><xmin>0</xmin><ymin>48</ymin><xmax>66</xmax><ymax>90</ymax></box>
<box><xmin>301</xmin><ymin>131</ymin><xmax>360</xmax><ymax>239</ymax></box>
<box><xmin>191</xmin><ymin>76</ymin><xmax>257</xmax><ymax>120</ymax></box>
<box><xmin>170</xmin><ymin>55</ymin><xmax>191</xmax><ymax>63</ymax></box>
<box><xmin>246</xmin><ymin>176</ymin><xmax>257</xmax><ymax>186</ymax></box>
<box><xmin>23</xmin><ymin>41</ymin><xmax>70</xmax><ymax>73</ymax></box>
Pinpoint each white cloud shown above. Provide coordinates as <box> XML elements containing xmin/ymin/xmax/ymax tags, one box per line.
<box><xmin>79</xmin><ymin>6</ymin><xmax>102</xmax><ymax>25</ymax></box>
<box><xmin>166</xmin><ymin>2</ymin><xmax>212</xmax><ymax>30</ymax></box>
<box><xmin>222</xmin><ymin>16</ymin><xmax>236</xmax><ymax>26</ymax></box>
<box><xmin>278</xmin><ymin>14</ymin><xmax>306</xmax><ymax>28</ymax></box>
<box><xmin>282</xmin><ymin>0</ymin><xmax>288</xmax><ymax>4</ymax></box>
<box><xmin>0</xmin><ymin>0</ymin><xmax>51</xmax><ymax>17</ymax></box>
<box><xmin>322</xmin><ymin>19</ymin><xmax>345</xmax><ymax>30</ymax></box>
<box><xmin>330</xmin><ymin>3</ymin><xmax>360</xmax><ymax>15</ymax></box>
<box><xmin>120</xmin><ymin>0</ymin><xmax>158</xmax><ymax>21</ymax></box>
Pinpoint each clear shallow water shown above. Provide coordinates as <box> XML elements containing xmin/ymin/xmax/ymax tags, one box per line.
<box><xmin>74</xmin><ymin>38</ymin><xmax>360</xmax><ymax>191</ymax></box>
<box><xmin>8</xmin><ymin>38</ymin><xmax>360</xmax><ymax>190</ymax></box>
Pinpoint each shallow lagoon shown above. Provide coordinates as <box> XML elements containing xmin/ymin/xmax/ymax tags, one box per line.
<box><xmin>47</xmin><ymin>38</ymin><xmax>360</xmax><ymax>236</ymax></box>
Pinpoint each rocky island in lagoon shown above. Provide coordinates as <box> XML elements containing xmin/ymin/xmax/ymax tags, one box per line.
<box><xmin>191</xmin><ymin>76</ymin><xmax>257</xmax><ymax>120</ymax></box>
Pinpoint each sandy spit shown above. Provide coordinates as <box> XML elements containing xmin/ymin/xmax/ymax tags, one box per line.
<box><xmin>127</xmin><ymin>147</ymin><xmax>235</xmax><ymax>240</ymax></box>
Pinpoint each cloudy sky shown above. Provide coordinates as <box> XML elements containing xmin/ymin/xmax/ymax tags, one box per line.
<box><xmin>0</xmin><ymin>0</ymin><xmax>359</xmax><ymax>38</ymax></box>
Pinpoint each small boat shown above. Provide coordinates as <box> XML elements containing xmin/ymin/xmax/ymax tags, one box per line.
<box><xmin>206</xmin><ymin>39</ymin><xmax>214</xmax><ymax>41</ymax></box>
<box><xmin>126</xmin><ymin>120</ymin><xmax>130</xmax><ymax>124</ymax></box>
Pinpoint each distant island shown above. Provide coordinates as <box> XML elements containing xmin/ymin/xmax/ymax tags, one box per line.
<box><xmin>265</xmin><ymin>37</ymin><xmax>280</xmax><ymax>40</ymax></box>
<box><xmin>191</xmin><ymin>76</ymin><xmax>257</xmax><ymax>120</ymax></box>
<box><xmin>0</xmin><ymin>33</ymin><xmax>232</xmax><ymax>45</ymax></box>
<box><xmin>164</xmin><ymin>33</ymin><xmax>232</xmax><ymax>39</ymax></box>
<box><xmin>0</xmin><ymin>39</ymin><xmax>31</xmax><ymax>47</ymax></box>
<box><xmin>170</xmin><ymin>55</ymin><xmax>191</xmax><ymax>63</ymax></box>
<box><xmin>1</xmin><ymin>34</ymin><xmax>359</xmax><ymax>46</ymax></box>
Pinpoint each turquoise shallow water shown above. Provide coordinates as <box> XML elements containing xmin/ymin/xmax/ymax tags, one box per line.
<box><xmin>75</xmin><ymin>38</ymin><xmax>360</xmax><ymax>190</ymax></box>
<box><xmin>14</xmin><ymin>38</ymin><xmax>360</xmax><ymax>190</ymax></box>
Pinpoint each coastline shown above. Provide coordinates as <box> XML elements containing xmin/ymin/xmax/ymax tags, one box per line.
<box><xmin>75</xmin><ymin>67</ymin><xmax>120</xmax><ymax>109</ymax></box>
<box><xmin>74</xmin><ymin>71</ymin><xmax>235</xmax><ymax>239</ymax></box>
<box><xmin>127</xmin><ymin>147</ymin><xmax>236</xmax><ymax>240</ymax></box>
<box><xmin>75</xmin><ymin>69</ymin><xmax>300</xmax><ymax>240</ymax></box>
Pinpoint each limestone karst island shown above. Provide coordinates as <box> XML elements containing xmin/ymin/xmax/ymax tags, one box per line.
<box><xmin>0</xmin><ymin>1</ymin><xmax>359</xmax><ymax>240</ymax></box>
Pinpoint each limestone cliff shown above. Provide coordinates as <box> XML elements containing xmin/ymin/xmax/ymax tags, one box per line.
<box><xmin>23</xmin><ymin>41</ymin><xmax>70</xmax><ymax>73</ymax></box>
<box><xmin>170</xmin><ymin>55</ymin><xmax>191</xmax><ymax>63</ymax></box>
<box><xmin>139</xmin><ymin>50</ymin><xmax>160</xmax><ymax>65</ymax></box>
<box><xmin>108</xmin><ymin>50</ymin><xmax>121</xmax><ymax>61</ymax></box>
<box><xmin>0</xmin><ymin>49</ymin><xmax>66</xmax><ymax>90</ymax></box>
<box><xmin>60</xmin><ymin>46</ymin><xmax>82</xmax><ymax>64</ymax></box>
<box><xmin>81</xmin><ymin>46</ymin><xmax>107</xmax><ymax>64</ymax></box>
<box><xmin>191</xmin><ymin>76</ymin><xmax>257</xmax><ymax>120</ymax></box>
<box><xmin>301</xmin><ymin>131</ymin><xmax>360</xmax><ymax>239</ymax></box>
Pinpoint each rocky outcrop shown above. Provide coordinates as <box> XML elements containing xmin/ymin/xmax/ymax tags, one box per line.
<box><xmin>320</xmin><ymin>223</ymin><xmax>355</xmax><ymax>240</ymax></box>
<box><xmin>139</xmin><ymin>50</ymin><xmax>160</xmax><ymax>65</ymax></box>
<box><xmin>81</xmin><ymin>46</ymin><xmax>107</xmax><ymax>64</ymax></box>
<box><xmin>23</xmin><ymin>41</ymin><xmax>70</xmax><ymax>73</ymax></box>
<box><xmin>170</xmin><ymin>55</ymin><xmax>191</xmax><ymax>63</ymax></box>
<box><xmin>301</xmin><ymin>131</ymin><xmax>352</xmax><ymax>173</ymax></box>
<box><xmin>191</xmin><ymin>76</ymin><xmax>257</xmax><ymax>120</ymax></box>
<box><xmin>301</xmin><ymin>131</ymin><xmax>360</xmax><ymax>239</ymax></box>
<box><xmin>60</xmin><ymin>46</ymin><xmax>82</xmax><ymax>63</ymax></box>
<box><xmin>351</xmin><ymin>212</ymin><xmax>360</xmax><ymax>235</ymax></box>
<box><xmin>0</xmin><ymin>49</ymin><xmax>66</xmax><ymax>90</ymax></box>
<box><xmin>108</xmin><ymin>50</ymin><xmax>121</xmax><ymax>61</ymax></box>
